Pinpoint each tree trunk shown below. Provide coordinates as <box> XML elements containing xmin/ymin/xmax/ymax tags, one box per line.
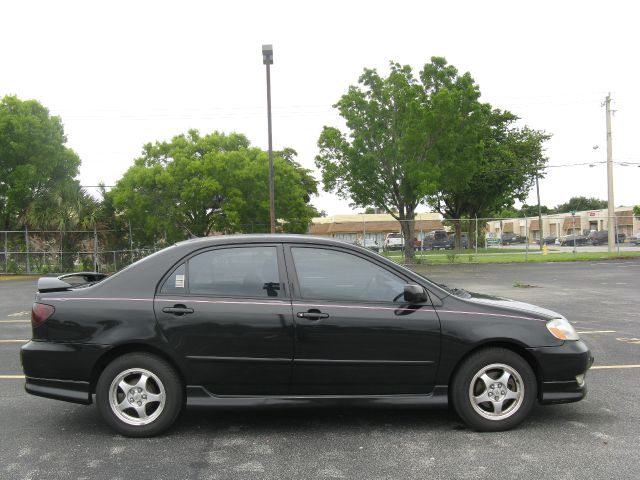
<box><xmin>469</xmin><ymin>218</ymin><xmax>476</xmax><ymax>249</ymax></box>
<box><xmin>452</xmin><ymin>218</ymin><xmax>462</xmax><ymax>250</ymax></box>
<box><xmin>400</xmin><ymin>209</ymin><xmax>416</xmax><ymax>264</ymax></box>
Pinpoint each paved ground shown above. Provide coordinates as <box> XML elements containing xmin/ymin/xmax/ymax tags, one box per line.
<box><xmin>1</xmin><ymin>260</ymin><xmax>639</xmax><ymax>480</ymax></box>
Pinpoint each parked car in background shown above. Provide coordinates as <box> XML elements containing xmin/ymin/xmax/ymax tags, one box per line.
<box><xmin>559</xmin><ymin>234</ymin><xmax>589</xmax><ymax>246</ymax></box>
<box><xmin>422</xmin><ymin>230</ymin><xmax>452</xmax><ymax>250</ymax></box>
<box><xmin>363</xmin><ymin>238</ymin><xmax>382</xmax><ymax>252</ymax></box>
<box><xmin>449</xmin><ymin>233</ymin><xmax>469</xmax><ymax>249</ymax></box>
<box><xmin>631</xmin><ymin>233</ymin><xmax>640</xmax><ymax>246</ymax></box>
<box><xmin>501</xmin><ymin>233</ymin><xmax>527</xmax><ymax>245</ymax></box>
<box><xmin>22</xmin><ymin>235</ymin><xmax>593</xmax><ymax>436</ymax></box>
<box><xmin>588</xmin><ymin>230</ymin><xmax>626</xmax><ymax>246</ymax></box>
<box><xmin>539</xmin><ymin>236</ymin><xmax>557</xmax><ymax>245</ymax></box>
<box><xmin>384</xmin><ymin>232</ymin><xmax>404</xmax><ymax>251</ymax></box>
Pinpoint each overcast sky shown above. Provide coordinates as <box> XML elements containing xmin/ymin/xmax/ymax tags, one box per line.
<box><xmin>3</xmin><ymin>0</ymin><xmax>638</xmax><ymax>216</ymax></box>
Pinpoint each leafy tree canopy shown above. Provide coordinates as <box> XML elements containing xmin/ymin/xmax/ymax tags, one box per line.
<box><xmin>109</xmin><ymin>130</ymin><xmax>318</xmax><ymax>244</ymax></box>
<box><xmin>495</xmin><ymin>203</ymin><xmax>552</xmax><ymax>219</ymax></box>
<box><xmin>316</xmin><ymin>57</ymin><xmax>549</xmax><ymax>256</ymax></box>
<box><xmin>316</xmin><ymin>61</ymin><xmax>441</xmax><ymax>260</ymax></box>
<box><xmin>554</xmin><ymin>196</ymin><xmax>607</xmax><ymax>213</ymax></box>
<box><xmin>0</xmin><ymin>95</ymin><xmax>81</xmax><ymax>230</ymax></box>
<box><xmin>422</xmin><ymin>58</ymin><xmax>550</xmax><ymax>248</ymax></box>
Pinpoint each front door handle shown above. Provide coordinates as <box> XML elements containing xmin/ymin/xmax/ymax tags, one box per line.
<box><xmin>162</xmin><ymin>305</ymin><xmax>194</xmax><ymax>316</ymax></box>
<box><xmin>296</xmin><ymin>310</ymin><xmax>329</xmax><ymax>320</ymax></box>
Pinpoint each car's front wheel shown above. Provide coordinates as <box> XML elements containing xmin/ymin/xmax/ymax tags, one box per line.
<box><xmin>451</xmin><ymin>348</ymin><xmax>537</xmax><ymax>432</ymax></box>
<box><xmin>96</xmin><ymin>353</ymin><xmax>183</xmax><ymax>437</ymax></box>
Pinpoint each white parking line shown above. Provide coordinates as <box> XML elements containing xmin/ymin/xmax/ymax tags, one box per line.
<box><xmin>591</xmin><ymin>365</ymin><xmax>640</xmax><ymax>370</ymax></box>
<box><xmin>0</xmin><ymin>320</ymin><xmax>30</xmax><ymax>323</ymax></box>
<box><xmin>0</xmin><ymin>340</ymin><xmax>28</xmax><ymax>343</ymax></box>
<box><xmin>577</xmin><ymin>330</ymin><xmax>616</xmax><ymax>334</ymax></box>
<box><xmin>0</xmin><ymin>375</ymin><xmax>24</xmax><ymax>379</ymax></box>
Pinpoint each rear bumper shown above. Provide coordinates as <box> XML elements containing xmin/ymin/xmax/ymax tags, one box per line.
<box><xmin>20</xmin><ymin>340</ymin><xmax>109</xmax><ymax>404</ymax></box>
<box><xmin>528</xmin><ymin>340</ymin><xmax>593</xmax><ymax>405</ymax></box>
<box><xmin>24</xmin><ymin>377</ymin><xmax>91</xmax><ymax>404</ymax></box>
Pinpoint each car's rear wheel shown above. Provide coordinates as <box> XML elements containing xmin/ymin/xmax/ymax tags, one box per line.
<box><xmin>96</xmin><ymin>353</ymin><xmax>183</xmax><ymax>437</ymax></box>
<box><xmin>451</xmin><ymin>348</ymin><xmax>536</xmax><ymax>432</ymax></box>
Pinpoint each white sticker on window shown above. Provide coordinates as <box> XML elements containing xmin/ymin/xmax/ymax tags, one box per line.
<box><xmin>175</xmin><ymin>274</ymin><xmax>185</xmax><ymax>288</ymax></box>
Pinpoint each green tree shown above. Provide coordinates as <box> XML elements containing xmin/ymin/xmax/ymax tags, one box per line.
<box><xmin>317</xmin><ymin>57</ymin><xmax>548</xmax><ymax>255</ymax></box>
<box><xmin>109</xmin><ymin>130</ymin><xmax>318</xmax><ymax>244</ymax></box>
<box><xmin>519</xmin><ymin>203</ymin><xmax>552</xmax><ymax>217</ymax></box>
<box><xmin>316</xmin><ymin>62</ymin><xmax>440</xmax><ymax>262</ymax></box>
<box><xmin>421</xmin><ymin>59</ymin><xmax>550</xmax><ymax>247</ymax></box>
<box><xmin>634</xmin><ymin>205</ymin><xmax>640</xmax><ymax>217</ymax></box>
<box><xmin>555</xmin><ymin>196</ymin><xmax>608</xmax><ymax>213</ymax></box>
<box><xmin>0</xmin><ymin>95</ymin><xmax>81</xmax><ymax>229</ymax></box>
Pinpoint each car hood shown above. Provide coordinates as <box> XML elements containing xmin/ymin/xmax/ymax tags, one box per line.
<box><xmin>459</xmin><ymin>291</ymin><xmax>562</xmax><ymax>321</ymax></box>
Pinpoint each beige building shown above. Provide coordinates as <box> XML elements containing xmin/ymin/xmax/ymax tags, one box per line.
<box><xmin>486</xmin><ymin>207</ymin><xmax>638</xmax><ymax>242</ymax></box>
<box><xmin>308</xmin><ymin>213</ymin><xmax>443</xmax><ymax>246</ymax></box>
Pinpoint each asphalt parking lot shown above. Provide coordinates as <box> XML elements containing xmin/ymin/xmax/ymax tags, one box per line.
<box><xmin>1</xmin><ymin>260</ymin><xmax>639</xmax><ymax>480</ymax></box>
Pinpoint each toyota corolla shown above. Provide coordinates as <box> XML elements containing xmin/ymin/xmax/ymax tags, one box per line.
<box><xmin>21</xmin><ymin>235</ymin><xmax>592</xmax><ymax>437</ymax></box>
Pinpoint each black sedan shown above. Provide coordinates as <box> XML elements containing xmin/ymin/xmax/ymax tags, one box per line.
<box><xmin>539</xmin><ymin>236</ymin><xmax>558</xmax><ymax>245</ymax></box>
<box><xmin>21</xmin><ymin>235</ymin><xmax>592</xmax><ymax>437</ymax></box>
<box><xmin>501</xmin><ymin>233</ymin><xmax>527</xmax><ymax>245</ymax></box>
<box><xmin>560</xmin><ymin>234</ymin><xmax>590</xmax><ymax>246</ymax></box>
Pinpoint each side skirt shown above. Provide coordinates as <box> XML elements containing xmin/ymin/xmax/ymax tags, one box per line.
<box><xmin>185</xmin><ymin>385</ymin><xmax>449</xmax><ymax>409</ymax></box>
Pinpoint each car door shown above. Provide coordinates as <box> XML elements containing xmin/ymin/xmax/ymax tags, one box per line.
<box><xmin>285</xmin><ymin>244</ymin><xmax>441</xmax><ymax>395</ymax></box>
<box><xmin>154</xmin><ymin>244</ymin><xmax>294</xmax><ymax>395</ymax></box>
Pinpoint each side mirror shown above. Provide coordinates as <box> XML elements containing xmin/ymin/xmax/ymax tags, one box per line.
<box><xmin>404</xmin><ymin>284</ymin><xmax>428</xmax><ymax>304</ymax></box>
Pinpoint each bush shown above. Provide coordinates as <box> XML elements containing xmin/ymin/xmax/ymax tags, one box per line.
<box><xmin>7</xmin><ymin>260</ymin><xmax>19</xmax><ymax>274</ymax></box>
<box><xmin>82</xmin><ymin>257</ymin><xmax>94</xmax><ymax>271</ymax></box>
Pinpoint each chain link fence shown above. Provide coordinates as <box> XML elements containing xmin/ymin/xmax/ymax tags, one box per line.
<box><xmin>0</xmin><ymin>228</ymin><xmax>160</xmax><ymax>275</ymax></box>
<box><xmin>307</xmin><ymin>211</ymin><xmax>639</xmax><ymax>263</ymax></box>
<box><xmin>1</xmin><ymin>211</ymin><xmax>637</xmax><ymax>273</ymax></box>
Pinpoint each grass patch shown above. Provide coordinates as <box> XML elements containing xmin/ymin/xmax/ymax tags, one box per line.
<box><xmin>513</xmin><ymin>281</ymin><xmax>539</xmax><ymax>288</ymax></box>
<box><xmin>0</xmin><ymin>275</ymin><xmax>39</xmax><ymax>281</ymax></box>
<box><xmin>385</xmin><ymin>250</ymin><xmax>640</xmax><ymax>265</ymax></box>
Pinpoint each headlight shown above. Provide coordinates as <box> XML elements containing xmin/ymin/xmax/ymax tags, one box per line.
<box><xmin>546</xmin><ymin>318</ymin><xmax>580</xmax><ymax>341</ymax></box>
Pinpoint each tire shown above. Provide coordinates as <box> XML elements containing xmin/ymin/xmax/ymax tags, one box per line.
<box><xmin>96</xmin><ymin>353</ymin><xmax>183</xmax><ymax>437</ymax></box>
<box><xmin>451</xmin><ymin>348</ymin><xmax>537</xmax><ymax>432</ymax></box>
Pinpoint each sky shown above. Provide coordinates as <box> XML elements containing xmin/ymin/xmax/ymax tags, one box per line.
<box><xmin>2</xmin><ymin>0</ymin><xmax>639</xmax><ymax>216</ymax></box>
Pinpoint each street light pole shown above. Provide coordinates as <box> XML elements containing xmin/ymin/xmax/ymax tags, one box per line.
<box><xmin>262</xmin><ymin>44</ymin><xmax>276</xmax><ymax>234</ymax></box>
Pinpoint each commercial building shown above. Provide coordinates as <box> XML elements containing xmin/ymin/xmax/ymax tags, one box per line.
<box><xmin>485</xmin><ymin>207</ymin><xmax>638</xmax><ymax>242</ymax></box>
<box><xmin>308</xmin><ymin>213</ymin><xmax>443</xmax><ymax>246</ymax></box>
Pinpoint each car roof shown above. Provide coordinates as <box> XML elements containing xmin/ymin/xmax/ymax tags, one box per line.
<box><xmin>174</xmin><ymin>234</ymin><xmax>356</xmax><ymax>248</ymax></box>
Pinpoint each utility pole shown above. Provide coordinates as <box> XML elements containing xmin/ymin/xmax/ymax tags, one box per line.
<box><xmin>536</xmin><ymin>175</ymin><xmax>543</xmax><ymax>250</ymax></box>
<box><xmin>605</xmin><ymin>94</ymin><xmax>615</xmax><ymax>253</ymax></box>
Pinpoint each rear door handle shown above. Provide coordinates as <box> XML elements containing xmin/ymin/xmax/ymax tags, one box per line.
<box><xmin>162</xmin><ymin>305</ymin><xmax>194</xmax><ymax>315</ymax></box>
<box><xmin>296</xmin><ymin>310</ymin><xmax>329</xmax><ymax>320</ymax></box>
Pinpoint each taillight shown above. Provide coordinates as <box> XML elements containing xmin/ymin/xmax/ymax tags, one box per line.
<box><xmin>32</xmin><ymin>303</ymin><xmax>55</xmax><ymax>327</ymax></box>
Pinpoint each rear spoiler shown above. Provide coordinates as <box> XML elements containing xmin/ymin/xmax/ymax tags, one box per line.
<box><xmin>38</xmin><ymin>272</ymin><xmax>109</xmax><ymax>293</ymax></box>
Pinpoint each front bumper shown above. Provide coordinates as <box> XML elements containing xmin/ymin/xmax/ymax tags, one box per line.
<box><xmin>527</xmin><ymin>339</ymin><xmax>593</xmax><ymax>405</ymax></box>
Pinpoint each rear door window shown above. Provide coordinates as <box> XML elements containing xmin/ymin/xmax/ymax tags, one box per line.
<box><xmin>188</xmin><ymin>246</ymin><xmax>281</xmax><ymax>298</ymax></box>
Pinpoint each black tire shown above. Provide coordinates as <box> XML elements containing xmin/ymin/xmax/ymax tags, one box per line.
<box><xmin>96</xmin><ymin>353</ymin><xmax>183</xmax><ymax>437</ymax></box>
<box><xmin>451</xmin><ymin>348</ymin><xmax>537</xmax><ymax>432</ymax></box>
